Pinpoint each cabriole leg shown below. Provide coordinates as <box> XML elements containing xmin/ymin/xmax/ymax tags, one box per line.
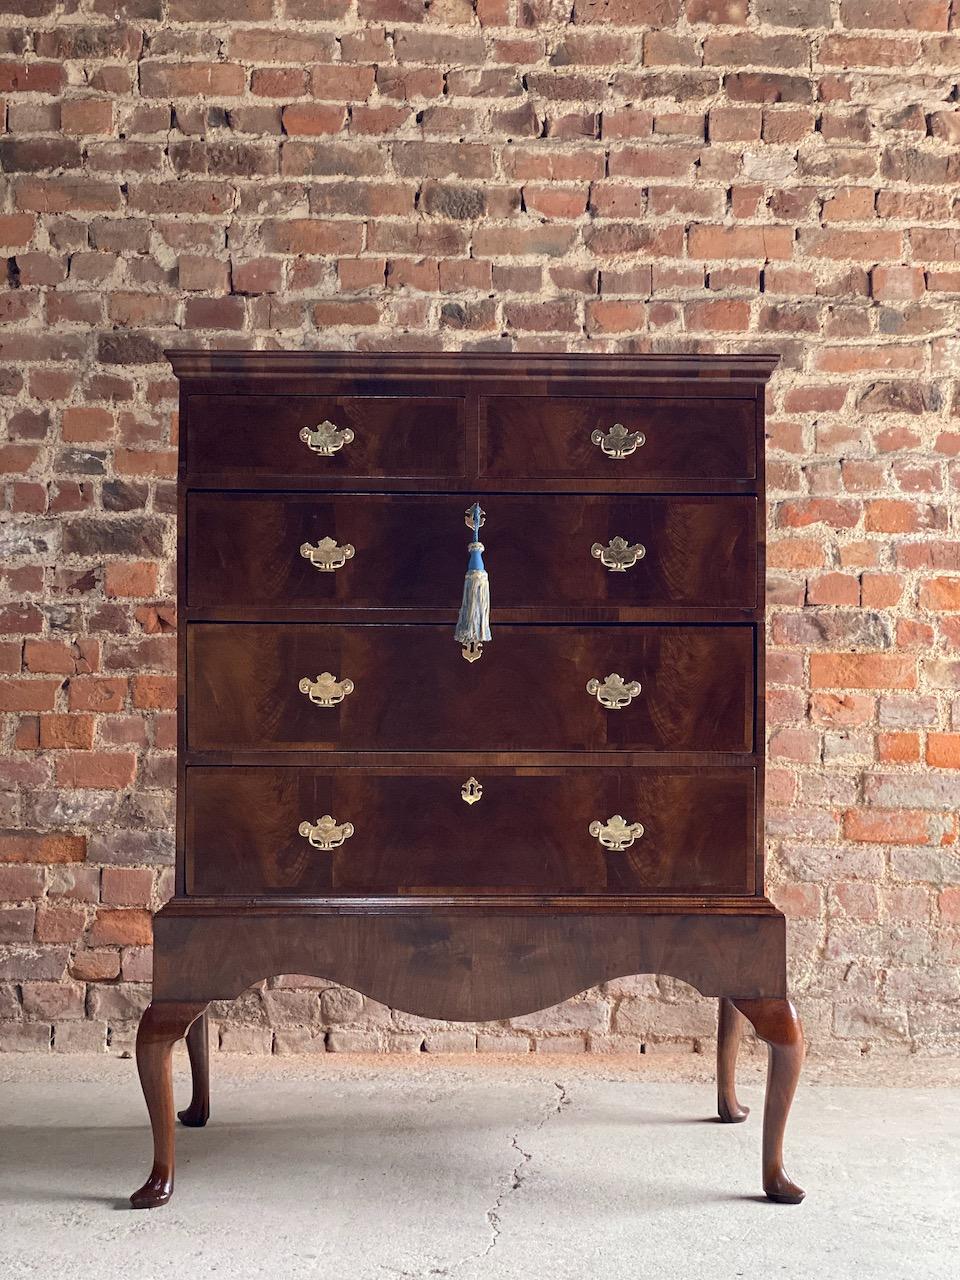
<box><xmin>717</xmin><ymin>997</ymin><xmax>750</xmax><ymax>1123</ymax></box>
<box><xmin>732</xmin><ymin>997</ymin><xmax>805</xmax><ymax>1204</ymax></box>
<box><xmin>178</xmin><ymin>1008</ymin><xmax>211</xmax><ymax>1128</ymax></box>
<box><xmin>130</xmin><ymin>1000</ymin><xmax>208</xmax><ymax>1209</ymax></box>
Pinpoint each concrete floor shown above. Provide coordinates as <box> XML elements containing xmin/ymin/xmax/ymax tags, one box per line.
<box><xmin>1</xmin><ymin>1055</ymin><xmax>958</xmax><ymax>1280</ymax></box>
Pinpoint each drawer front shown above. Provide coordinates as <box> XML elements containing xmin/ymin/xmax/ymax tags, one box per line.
<box><xmin>480</xmin><ymin>396</ymin><xmax>756</xmax><ymax>481</ymax></box>
<box><xmin>186</xmin><ymin>394</ymin><xmax>465</xmax><ymax>478</ymax></box>
<box><xmin>187</xmin><ymin>623</ymin><xmax>754</xmax><ymax>753</ymax></box>
<box><xmin>186</xmin><ymin>765</ymin><xmax>756</xmax><ymax>896</ymax></box>
<box><xmin>188</xmin><ymin>493</ymin><xmax>758</xmax><ymax>612</ymax></box>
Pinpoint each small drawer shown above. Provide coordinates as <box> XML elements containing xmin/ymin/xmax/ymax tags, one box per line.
<box><xmin>185</xmin><ymin>765</ymin><xmax>756</xmax><ymax>896</ymax></box>
<box><xmin>480</xmin><ymin>396</ymin><xmax>756</xmax><ymax>482</ymax></box>
<box><xmin>187</xmin><ymin>492</ymin><xmax>758</xmax><ymax>613</ymax></box>
<box><xmin>187</xmin><ymin>623</ymin><xmax>755</xmax><ymax>754</ymax></box>
<box><xmin>185</xmin><ymin>393</ymin><xmax>466</xmax><ymax>478</ymax></box>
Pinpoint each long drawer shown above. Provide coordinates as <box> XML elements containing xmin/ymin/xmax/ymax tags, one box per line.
<box><xmin>187</xmin><ymin>623</ymin><xmax>755</xmax><ymax>753</ymax></box>
<box><xmin>187</xmin><ymin>493</ymin><xmax>758</xmax><ymax>612</ymax></box>
<box><xmin>185</xmin><ymin>393</ymin><xmax>466</xmax><ymax>478</ymax></box>
<box><xmin>480</xmin><ymin>396</ymin><xmax>756</xmax><ymax>481</ymax></box>
<box><xmin>186</xmin><ymin>765</ymin><xmax>756</xmax><ymax>896</ymax></box>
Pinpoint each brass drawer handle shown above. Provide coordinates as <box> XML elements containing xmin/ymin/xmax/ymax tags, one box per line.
<box><xmin>298</xmin><ymin>815</ymin><xmax>354</xmax><ymax>850</ymax></box>
<box><xmin>300</xmin><ymin>538</ymin><xmax>355</xmax><ymax>572</ymax></box>
<box><xmin>591</xmin><ymin>537</ymin><xmax>646</xmax><ymax>573</ymax></box>
<box><xmin>587</xmin><ymin>672</ymin><xmax>641</xmax><ymax>709</ymax></box>
<box><xmin>589</xmin><ymin>814</ymin><xmax>644</xmax><ymax>851</ymax></box>
<box><xmin>299</xmin><ymin>672</ymin><xmax>354</xmax><ymax>707</ymax></box>
<box><xmin>299</xmin><ymin>419</ymin><xmax>355</xmax><ymax>456</ymax></box>
<box><xmin>591</xmin><ymin>422</ymin><xmax>644</xmax><ymax>459</ymax></box>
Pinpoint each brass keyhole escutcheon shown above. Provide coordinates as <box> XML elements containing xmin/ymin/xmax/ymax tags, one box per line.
<box><xmin>461</xmin><ymin>777</ymin><xmax>483</xmax><ymax>805</ymax></box>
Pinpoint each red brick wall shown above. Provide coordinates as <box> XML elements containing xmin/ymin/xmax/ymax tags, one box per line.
<box><xmin>1</xmin><ymin>0</ymin><xmax>959</xmax><ymax>1057</ymax></box>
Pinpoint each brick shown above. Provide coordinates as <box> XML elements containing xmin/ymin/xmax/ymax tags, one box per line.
<box><xmin>178</xmin><ymin>255</ymin><xmax>230</xmax><ymax>292</ymax></box>
<box><xmin>24</xmin><ymin>639</ymin><xmax>97</xmax><ymax>675</ymax></box>
<box><xmin>807</xmin><ymin>573</ymin><xmax>860</xmax><ymax>606</ymax></box>
<box><xmin>0</xmin><ymin>680</ymin><xmax>60</xmax><ymax>712</ymax></box>
<box><xmin>35</xmin><ymin>903</ymin><xmax>86</xmax><ymax>943</ymax></box>
<box><xmin>140</xmin><ymin>63</ymin><xmax>246</xmax><ymax>98</ymax></box>
<box><xmin>104</xmin><ymin>562</ymin><xmax>159</xmax><ymax>598</ymax></box>
<box><xmin>0</xmin><ymin>831</ymin><xmax>85</xmax><ymax>865</ymax></box>
<box><xmin>101</xmin><ymin>868</ymin><xmax>154</xmax><ymax>908</ymax></box>
<box><xmin>88</xmin><ymin>908</ymin><xmax>152</xmax><ymax>947</ymax></box>
<box><xmin>920</xmin><ymin>578</ymin><xmax>960</xmax><ymax>610</ymax></box>
<box><xmin>262</xmin><ymin>219</ymin><xmax>363</xmax><ymax>256</ymax></box>
<box><xmin>68</xmin><ymin>678</ymin><xmax>126</xmax><ymax>713</ymax></box>
<box><xmin>687</xmin><ymin>1</ymin><xmax>748</xmax><ymax>21</ymax></box>
<box><xmin>684</xmin><ymin>299</ymin><xmax>751</xmax><ymax>331</ymax></box>
<box><xmin>810</xmin><ymin>654</ymin><xmax>916</xmax><ymax>690</ymax></box>
<box><xmin>865</xmin><ymin>500</ymin><xmax>944</xmax><ymax>534</ymax></box>
<box><xmin>689</xmin><ymin>225</ymin><xmax>793</xmax><ymax>260</ymax></box>
<box><xmin>755</xmin><ymin>0</ymin><xmax>830</xmax><ymax>21</ymax></box>
<box><xmin>0</xmin><ymin>62</ymin><xmax>63</xmax><ymax>94</ymax></box>
<box><xmin>843</xmin><ymin>810</ymin><xmax>930</xmax><ymax>845</ymax></box>
<box><xmin>232</xmin><ymin>258</ymin><xmax>282</xmax><ymax>294</ymax></box>
<box><xmin>809</xmin><ymin>692</ymin><xmax>875</xmax><ymax>726</ymax></box>
<box><xmin>56</xmin><ymin>753</ymin><xmax>137</xmax><ymax>790</ymax></box>
<box><xmin>839</xmin><ymin>0</ymin><xmax>948</xmax><ymax>30</ymax></box>
<box><xmin>800</xmin><ymin>228</ymin><xmax>902</xmax><ymax>260</ymax></box>
<box><xmin>0</xmin><ymin>214</ymin><xmax>36</xmax><ymax>248</ymax></box>
<box><xmin>48</xmin><ymin>866</ymin><xmax>99</xmax><ymax>902</ymax></box>
<box><xmin>778</xmin><ymin>499</ymin><xmax>861</xmax><ymax>529</ymax></box>
<box><xmin>0</xmin><ymin>866</ymin><xmax>45</xmax><ymax>899</ymax></box>
<box><xmin>131</xmin><ymin>676</ymin><xmax>177</xmax><ymax>711</ymax></box>
<box><xmin>927</xmin><ymin>734</ymin><xmax>960</xmax><ymax>768</ymax></box>
<box><xmin>313</xmin><ymin>300</ymin><xmax>381</xmax><ymax>326</ymax></box>
<box><xmin>38</xmin><ymin>715</ymin><xmax>95</xmax><ymax>750</ymax></box>
<box><xmin>861</xmin><ymin>574</ymin><xmax>903</xmax><ymax>607</ymax></box>
<box><xmin>871</xmin><ymin>266</ymin><xmax>925</xmax><ymax>302</ymax></box>
<box><xmin>61</xmin><ymin>100</ymin><xmax>114</xmax><ymax>136</ymax></box>
<box><xmin>62</xmin><ymin>407</ymin><xmax>114</xmax><ymax>443</ymax></box>
<box><xmin>185</xmin><ymin>297</ymin><xmax>246</xmax><ymax>330</ymax></box>
<box><xmin>724</xmin><ymin>72</ymin><xmax>812</xmax><ymax>102</ymax></box>
<box><xmin>69</xmin><ymin>950</ymin><xmax>121</xmax><ymax>982</ymax></box>
<box><xmin>0</xmin><ymin>906</ymin><xmax>35</xmax><ymax>942</ymax></box>
<box><xmin>0</xmin><ymin>1024</ymin><xmax>51</xmax><ymax>1052</ymax></box>
<box><xmin>282</xmin><ymin>104</ymin><xmax>347</xmax><ymax>136</ymax></box>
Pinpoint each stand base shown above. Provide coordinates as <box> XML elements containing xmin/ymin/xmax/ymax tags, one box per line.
<box><xmin>130</xmin><ymin>898</ymin><xmax>804</xmax><ymax>1208</ymax></box>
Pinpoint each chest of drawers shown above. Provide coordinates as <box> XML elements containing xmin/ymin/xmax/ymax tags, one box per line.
<box><xmin>131</xmin><ymin>351</ymin><xmax>804</xmax><ymax>1209</ymax></box>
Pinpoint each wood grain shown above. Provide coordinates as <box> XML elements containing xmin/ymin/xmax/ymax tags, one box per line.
<box><xmin>481</xmin><ymin>394</ymin><xmax>756</xmax><ymax>481</ymax></box>
<box><xmin>185</xmin><ymin>393</ymin><xmax>465</xmax><ymax>478</ymax></box>
<box><xmin>185</xmin><ymin>764</ymin><xmax>756</xmax><ymax>897</ymax></box>
<box><xmin>187</xmin><ymin>493</ymin><xmax>758</xmax><ymax>612</ymax></box>
<box><xmin>151</xmin><ymin>906</ymin><xmax>788</xmax><ymax>1016</ymax></box>
<box><xmin>187</xmin><ymin>622</ymin><xmax>756</xmax><ymax>754</ymax></box>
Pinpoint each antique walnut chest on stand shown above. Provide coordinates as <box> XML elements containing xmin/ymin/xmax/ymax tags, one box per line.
<box><xmin>131</xmin><ymin>350</ymin><xmax>804</xmax><ymax>1208</ymax></box>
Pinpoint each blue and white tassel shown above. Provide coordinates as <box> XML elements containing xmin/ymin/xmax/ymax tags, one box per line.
<box><xmin>455</xmin><ymin>502</ymin><xmax>491</xmax><ymax>663</ymax></box>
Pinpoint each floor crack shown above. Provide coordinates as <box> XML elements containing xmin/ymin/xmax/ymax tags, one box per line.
<box><xmin>396</xmin><ymin>1081</ymin><xmax>571</xmax><ymax>1279</ymax></box>
<box><xmin>480</xmin><ymin>1081</ymin><xmax>569</xmax><ymax>1264</ymax></box>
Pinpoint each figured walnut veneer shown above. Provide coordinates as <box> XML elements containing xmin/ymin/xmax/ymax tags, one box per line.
<box><xmin>131</xmin><ymin>350</ymin><xmax>804</xmax><ymax>1210</ymax></box>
